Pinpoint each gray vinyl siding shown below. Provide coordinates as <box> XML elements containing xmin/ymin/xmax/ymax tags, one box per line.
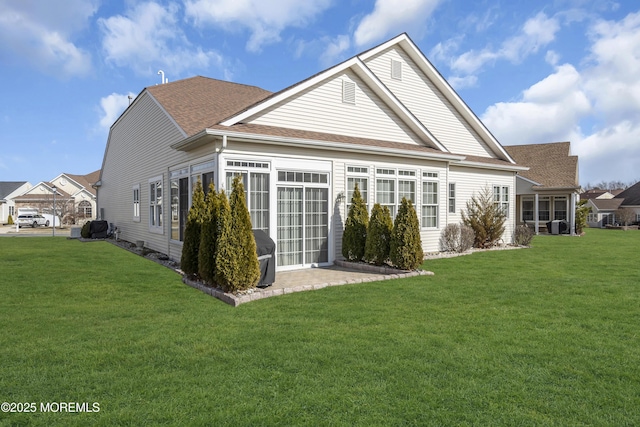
<box><xmin>248</xmin><ymin>70</ymin><xmax>425</xmax><ymax>146</ymax></box>
<box><xmin>98</xmin><ymin>92</ymin><xmax>187</xmax><ymax>257</ymax></box>
<box><xmin>364</xmin><ymin>47</ymin><xmax>496</xmax><ymax>158</ymax></box>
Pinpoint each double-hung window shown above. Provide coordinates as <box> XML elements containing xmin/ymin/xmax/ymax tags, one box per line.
<box><xmin>522</xmin><ymin>196</ymin><xmax>534</xmax><ymax>222</ymax></box>
<box><xmin>376</xmin><ymin>169</ymin><xmax>396</xmax><ymax>218</ymax></box>
<box><xmin>448</xmin><ymin>183</ymin><xmax>456</xmax><ymax>214</ymax></box>
<box><xmin>149</xmin><ymin>176</ymin><xmax>163</xmax><ymax>233</ymax></box>
<box><xmin>376</xmin><ymin>168</ymin><xmax>417</xmax><ymax>219</ymax></box>
<box><xmin>346</xmin><ymin>166</ymin><xmax>369</xmax><ymax>212</ymax></box>
<box><xmin>493</xmin><ymin>185</ymin><xmax>509</xmax><ymax>217</ymax></box>
<box><xmin>422</xmin><ymin>172</ymin><xmax>439</xmax><ymax>228</ymax></box>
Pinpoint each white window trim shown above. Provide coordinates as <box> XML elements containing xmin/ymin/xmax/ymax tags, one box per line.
<box><xmin>148</xmin><ymin>175</ymin><xmax>163</xmax><ymax>234</ymax></box>
<box><xmin>132</xmin><ymin>184</ymin><xmax>141</xmax><ymax>222</ymax></box>
<box><xmin>346</xmin><ymin>164</ymin><xmax>370</xmax><ymax>211</ymax></box>
<box><xmin>375</xmin><ymin>168</ymin><xmax>417</xmax><ymax>219</ymax></box>
<box><xmin>448</xmin><ymin>182</ymin><xmax>456</xmax><ymax>214</ymax></box>
<box><xmin>493</xmin><ymin>185</ymin><xmax>510</xmax><ymax>218</ymax></box>
<box><xmin>422</xmin><ymin>171</ymin><xmax>439</xmax><ymax>229</ymax></box>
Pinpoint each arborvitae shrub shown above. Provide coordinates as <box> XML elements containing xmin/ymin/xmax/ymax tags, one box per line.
<box><xmin>342</xmin><ymin>183</ymin><xmax>369</xmax><ymax>261</ymax></box>
<box><xmin>81</xmin><ymin>221</ymin><xmax>91</xmax><ymax>238</ymax></box>
<box><xmin>390</xmin><ymin>198</ymin><xmax>423</xmax><ymax>270</ymax></box>
<box><xmin>461</xmin><ymin>186</ymin><xmax>506</xmax><ymax>248</ymax></box>
<box><xmin>198</xmin><ymin>183</ymin><xmax>219</xmax><ymax>285</ymax></box>
<box><xmin>364</xmin><ymin>203</ymin><xmax>393</xmax><ymax>265</ymax></box>
<box><xmin>440</xmin><ymin>223</ymin><xmax>475</xmax><ymax>253</ymax></box>
<box><xmin>181</xmin><ymin>178</ymin><xmax>206</xmax><ymax>278</ymax></box>
<box><xmin>215</xmin><ymin>176</ymin><xmax>260</xmax><ymax>293</ymax></box>
<box><xmin>575</xmin><ymin>199</ymin><xmax>590</xmax><ymax>234</ymax></box>
<box><xmin>513</xmin><ymin>224</ymin><xmax>534</xmax><ymax>246</ymax></box>
<box><xmin>7</xmin><ymin>215</ymin><xmax>13</xmax><ymax>225</ymax></box>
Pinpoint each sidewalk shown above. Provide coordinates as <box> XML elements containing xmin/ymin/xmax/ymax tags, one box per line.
<box><xmin>0</xmin><ymin>224</ymin><xmax>70</xmax><ymax>236</ymax></box>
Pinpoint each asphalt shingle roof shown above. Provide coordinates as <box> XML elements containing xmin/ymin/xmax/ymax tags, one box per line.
<box><xmin>504</xmin><ymin>142</ymin><xmax>579</xmax><ymax>189</ymax></box>
<box><xmin>146</xmin><ymin>76</ymin><xmax>272</xmax><ymax>137</ymax></box>
<box><xmin>616</xmin><ymin>181</ymin><xmax>640</xmax><ymax>206</ymax></box>
<box><xmin>0</xmin><ymin>182</ymin><xmax>27</xmax><ymax>199</ymax></box>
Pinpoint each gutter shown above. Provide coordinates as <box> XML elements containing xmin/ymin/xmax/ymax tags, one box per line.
<box><xmin>171</xmin><ymin>128</ymin><xmax>466</xmax><ymax>162</ymax></box>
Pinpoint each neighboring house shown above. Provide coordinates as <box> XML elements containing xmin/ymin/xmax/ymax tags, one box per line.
<box><xmin>97</xmin><ymin>33</ymin><xmax>527</xmax><ymax>270</ymax></box>
<box><xmin>13</xmin><ymin>171</ymin><xmax>99</xmax><ymax>224</ymax></box>
<box><xmin>585</xmin><ymin>198</ymin><xmax>624</xmax><ymax>228</ymax></box>
<box><xmin>504</xmin><ymin>142</ymin><xmax>581</xmax><ymax>234</ymax></box>
<box><xmin>0</xmin><ymin>181</ymin><xmax>32</xmax><ymax>223</ymax></box>
<box><xmin>616</xmin><ymin>181</ymin><xmax>640</xmax><ymax>224</ymax></box>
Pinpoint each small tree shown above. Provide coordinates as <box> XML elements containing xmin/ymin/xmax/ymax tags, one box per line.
<box><xmin>364</xmin><ymin>203</ymin><xmax>393</xmax><ymax>265</ymax></box>
<box><xmin>462</xmin><ymin>186</ymin><xmax>506</xmax><ymax>248</ymax></box>
<box><xmin>575</xmin><ymin>199</ymin><xmax>590</xmax><ymax>234</ymax></box>
<box><xmin>7</xmin><ymin>214</ymin><xmax>14</xmax><ymax>225</ymax></box>
<box><xmin>342</xmin><ymin>183</ymin><xmax>369</xmax><ymax>261</ymax></box>
<box><xmin>215</xmin><ymin>176</ymin><xmax>260</xmax><ymax>293</ymax></box>
<box><xmin>615</xmin><ymin>207</ymin><xmax>635</xmax><ymax>229</ymax></box>
<box><xmin>389</xmin><ymin>198</ymin><xmax>423</xmax><ymax>270</ymax></box>
<box><xmin>198</xmin><ymin>183</ymin><xmax>219</xmax><ymax>285</ymax></box>
<box><xmin>181</xmin><ymin>178</ymin><xmax>206</xmax><ymax>278</ymax></box>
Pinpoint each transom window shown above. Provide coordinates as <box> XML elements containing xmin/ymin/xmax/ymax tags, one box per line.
<box><xmin>277</xmin><ymin>171</ymin><xmax>328</xmax><ymax>184</ymax></box>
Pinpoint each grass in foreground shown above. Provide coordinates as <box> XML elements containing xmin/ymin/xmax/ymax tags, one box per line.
<box><xmin>0</xmin><ymin>229</ymin><xmax>639</xmax><ymax>426</ymax></box>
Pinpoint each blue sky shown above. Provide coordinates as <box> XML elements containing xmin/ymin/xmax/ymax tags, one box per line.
<box><xmin>1</xmin><ymin>0</ymin><xmax>639</xmax><ymax>187</ymax></box>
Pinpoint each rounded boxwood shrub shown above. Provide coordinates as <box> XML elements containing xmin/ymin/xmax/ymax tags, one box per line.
<box><xmin>513</xmin><ymin>224</ymin><xmax>534</xmax><ymax>246</ymax></box>
<box><xmin>81</xmin><ymin>221</ymin><xmax>91</xmax><ymax>238</ymax></box>
<box><xmin>440</xmin><ymin>223</ymin><xmax>475</xmax><ymax>253</ymax></box>
<box><xmin>389</xmin><ymin>197</ymin><xmax>423</xmax><ymax>270</ymax></box>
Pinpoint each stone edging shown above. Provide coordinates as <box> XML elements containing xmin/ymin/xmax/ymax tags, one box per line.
<box><xmin>183</xmin><ymin>266</ymin><xmax>434</xmax><ymax>307</ymax></box>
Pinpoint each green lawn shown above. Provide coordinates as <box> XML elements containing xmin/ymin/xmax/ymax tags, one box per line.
<box><xmin>1</xmin><ymin>229</ymin><xmax>639</xmax><ymax>426</ymax></box>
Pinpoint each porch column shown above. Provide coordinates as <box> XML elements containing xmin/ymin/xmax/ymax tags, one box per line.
<box><xmin>534</xmin><ymin>193</ymin><xmax>539</xmax><ymax>235</ymax></box>
<box><xmin>570</xmin><ymin>193</ymin><xmax>577</xmax><ymax>236</ymax></box>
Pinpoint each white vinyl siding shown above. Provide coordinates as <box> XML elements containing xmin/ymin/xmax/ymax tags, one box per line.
<box><xmin>247</xmin><ymin>71</ymin><xmax>425</xmax><ymax>146</ymax></box>
<box><xmin>364</xmin><ymin>47</ymin><xmax>496</xmax><ymax>157</ymax></box>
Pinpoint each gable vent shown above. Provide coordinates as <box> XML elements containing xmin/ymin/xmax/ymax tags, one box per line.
<box><xmin>342</xmin><ymin>80</ymin><xmax>356</xmax><ymax>104</ymax></box>
<box><xmin>391</xmin><ymin>59</ymin><xmax>402</xmax><ymax>80</ymax></box>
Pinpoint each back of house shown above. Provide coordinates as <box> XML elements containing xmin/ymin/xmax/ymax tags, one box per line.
<box><xmin>97</xmin><ymin>33</ymin><xmax>525</xmax><ymax>271</ymax></box>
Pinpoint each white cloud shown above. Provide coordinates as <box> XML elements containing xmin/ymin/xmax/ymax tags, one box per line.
<box><xmin>481</xmin><ymin>11</ymin><xmax>640</xmax><ymax>184</ymax></box>
<box><xmin>0</xmin><ymin>0</ymin><xmax>96</xmax><ymax>77</ymax></box>
<box><xmin>448</xmin><ymin>75</ymin><xmax>478</xmax><ymax>90</ymax></box>
<box><xmin>320</xmin><ymin>34</ymin><xmax>351</xmax><ymax>66</ymax></box>
<box><xmin>353</xmin><ymin>0</ymin><xmax>442</xmax><ymax>47</ymax></box>
<box><xmin>482</xmin><ymin>64</ymin><xmax>590</xmax><ymax>146</ymax></box>
<box><xmin>583</xmin><ymin>11</ymin><xmax>640</xmax><ymax>124</ymax></box>
<box><xmin>451</xmin><ymin>12</ymin><xmax>560</xmax><ymax>75</ymax></box>
<box><xmin>99</xmin><ymin>92</ymin><xmax>137</xmax><ymax>130</ymax></box>
<box><xmin>184</xmin><ymin>0</ymin><xmax>332</xmax><ymax>52</ymax></box>
<box><xmin>99</xmin><ymin>2</ymin><xmax>225</xmax><ymax>76</ymax></box>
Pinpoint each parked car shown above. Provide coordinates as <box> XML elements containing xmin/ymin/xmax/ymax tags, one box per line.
<box><xmin>17</xmin><ymin>214</ymin><xmax>49</xmax><ymax>228</ymax></box>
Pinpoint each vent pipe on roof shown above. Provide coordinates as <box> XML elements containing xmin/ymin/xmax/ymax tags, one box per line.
<box><xmin>157</xmin><ymin>70</ymin><xmax>168</xmax><ymax>84</ymax></box>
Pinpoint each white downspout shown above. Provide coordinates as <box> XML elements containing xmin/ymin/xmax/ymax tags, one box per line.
<box><xmin>534</xmin><ymin>193</ymin><xmax>539</xmax><ymax>235</ymax></box>
<box><xmin>216</xmin><ymin>135</ymin><xmax>227</xmax><ymax>193</ymax></box>
<box><xmin>570</xmin><ymin>193</ymin><xmax>577</xmax><ymax>235</ymax></box>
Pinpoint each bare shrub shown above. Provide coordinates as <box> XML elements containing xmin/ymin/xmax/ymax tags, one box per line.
<box><xmin>439</xmin><ymin>223</ymin><xmax>475</xmax><ymax>253</ymax></box>
<box><xmin>513</xmin><ymin>225</ymin><xmax>534</xmax><ymax>246</ymax></box>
